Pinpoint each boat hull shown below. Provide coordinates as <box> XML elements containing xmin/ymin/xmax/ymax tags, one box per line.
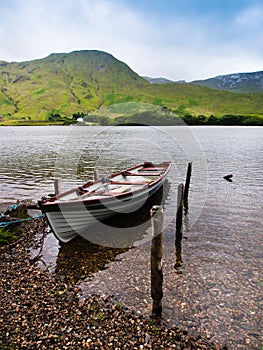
<box><xmin>39</xmin><ymin>161</ymin><xmax>171</xmax><ymax>243</ymax></box>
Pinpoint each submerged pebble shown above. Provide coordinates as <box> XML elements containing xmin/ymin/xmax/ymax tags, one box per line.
<box><xmin>0</xmin><ymin>218</ymin><xmax>223</xmax><ymax>349</ymax></box>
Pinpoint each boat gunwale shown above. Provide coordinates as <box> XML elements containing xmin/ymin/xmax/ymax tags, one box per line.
<box><xmin>39</xmin><ymin>161</ymin><xmax>171</xmax><ymax>211</ymax></box>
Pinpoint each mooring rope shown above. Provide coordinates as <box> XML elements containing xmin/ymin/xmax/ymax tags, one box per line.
<box><xmin>0</xmin><ymin>204</ymin><xmax>21</xmax><ymax>219</ymax></box>
<box><xmin>0</xmin><ymin>203</ymin><xmax>45</xmax><ymax>228</ymax></box>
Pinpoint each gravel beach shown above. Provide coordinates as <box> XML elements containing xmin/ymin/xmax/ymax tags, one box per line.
<box><xmin>0</xmin><ymin>217</ymin><xmax>225</xmax><ymax>350</ymax></box>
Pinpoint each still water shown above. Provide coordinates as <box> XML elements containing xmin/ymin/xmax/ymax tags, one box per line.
<box><xmin>0</xmin><ymin>125</ymin><xmax>262</xmax><ymax>348</ymax></box>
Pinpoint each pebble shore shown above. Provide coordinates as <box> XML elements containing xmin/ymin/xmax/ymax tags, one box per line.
<box><xmin>0</xmin><ymin>218</ymin><xmax>226</xmax><ymax>349</ymax></box>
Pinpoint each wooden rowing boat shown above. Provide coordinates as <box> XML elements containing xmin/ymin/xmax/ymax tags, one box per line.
<box><xmin>38</xmin><ymin>161</ymin><xmax>171</xmax><ymax>243</ymax></box>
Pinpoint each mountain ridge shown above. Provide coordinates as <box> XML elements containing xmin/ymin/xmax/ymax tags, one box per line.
<box><xmin>190</xmin><ymin>71</ymin><xmax>263</xmax><ymax>93</ymax></box>
<box><xmin>0</xmin><ymin>50</ymin><xmax>263</xmax><ymax>125</ymax></box>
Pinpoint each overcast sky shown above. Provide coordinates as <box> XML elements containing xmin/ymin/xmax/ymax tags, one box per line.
<box><xmin>1</xmin><ymin>0</ymin><xmax>263</xmax><ymax>81</ymax></box>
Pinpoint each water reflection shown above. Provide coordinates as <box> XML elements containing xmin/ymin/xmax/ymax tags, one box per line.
<box><xmin>80</xmin><ymin>181</ymin><xmax>169</xmax><ymax>248</ymax></box>
<box><xmin>174</xmin><ymin>228</ymin><xmax>183</xmax><ymax>273</ymax></box>
<box><xmin>55</xmin><ymin>237</ymin><xmax>128</xmax><ymax>285</ymax></box>
<box><xmin>31</xmin><ymin>183</ymin><xmax>169</xmax><ymax>284</ymax></box>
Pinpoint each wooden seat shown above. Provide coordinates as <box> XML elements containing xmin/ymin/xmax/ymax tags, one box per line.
<box><xmin>123</xmin><ymin>173</ymin><xmax>160</xmax><ymax>177</ymax></box>
<box><xmin>110</xmin><ymin>180</ymin><xmax>149</xmax><ymax>185</ymax></box>
<box><xmin>138</xmin><ymin>167</ymin><xmax>166</xmax><ymax>171</ymax></box>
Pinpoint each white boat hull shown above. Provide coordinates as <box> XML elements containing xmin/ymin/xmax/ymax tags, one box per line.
<box><xmin>46</xmin><ymin>182</ymin><xmax>164</xmax><ymax>243</ymax></box>
<box><xmin>39</xmin><ymin>161</ymin><xmax>171</xmax><ymax>243</ymax></box>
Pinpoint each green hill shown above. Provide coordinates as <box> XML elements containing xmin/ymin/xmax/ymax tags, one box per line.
<box><xmin>0</xmin><ymin>50</ymin><xmax>263</xmax><ymax>125</ymax></box>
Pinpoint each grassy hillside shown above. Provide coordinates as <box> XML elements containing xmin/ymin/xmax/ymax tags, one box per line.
<box><xmin>0</xmin><ymin>50</ymin><xmax>263</xmax><ymax>125</ymax></box>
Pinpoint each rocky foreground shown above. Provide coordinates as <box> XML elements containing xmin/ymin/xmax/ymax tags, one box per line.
<box><xmin>0</xmin><ymin>218</ymin><xmax>226</xmax><ymax>349</ymax></box>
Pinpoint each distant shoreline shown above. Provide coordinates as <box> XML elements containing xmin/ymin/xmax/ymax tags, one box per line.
<box><xmin>1</xmin><ymin>112</ymin><xmax>263</xmax><ymax>127</ymax></box>
<box><xmin>1</xmin><ymin>122</ymin><xmax>262</xmax><ymax>127</ymax></box>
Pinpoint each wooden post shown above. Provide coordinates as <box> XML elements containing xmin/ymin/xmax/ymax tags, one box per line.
<box><xmin>150</xmin><ymin>205</ymin><xmax>163</xmax><ymax>318</ymax></box>
<box><xmin>54</xmin><ymin>178</ymin><xmax>61</xmax><ymax>195</ymax></box>
<box><xmin>176</xmin><ymin>183</ymin><xmax>184</xmax><ymax>233</ymax></box>
<box><xmin>94</xmin><ymin>169</ymin><xmax>99</xmax><ymax>181</ymax></box>
<box><xmin>184</xmin><ymin>162</ymin><xmax>192</xmax><ymax>214</ymax></box>
<box><xmin>175</xmin><ymin>183</ymin><xmax>184</xmax><ymax>270</ymax></box>
<box><xmin>174</xmin><ymin>236</ymin><xmax>183</xmax><ymax>271</ymax></box>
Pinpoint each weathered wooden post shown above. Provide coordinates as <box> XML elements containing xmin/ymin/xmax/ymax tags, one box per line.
<box><xmin>94</xmin><ymin>169</ymin><xmax>99</xmax><ymax>181</ymax></box>
<box><xmin>176</xmin><ymin>183</ymin><xmax>184</xmax><ymax>233</ymax></box>
<box><xmin>175</xmin><ymin>183</ymin><xmax>184</xmax><ymax>270</ymax></box>
<box><xmin>54</xmin><ymin>178</ymin><xmax>61</xmax><ymax>195</ymax></box>
<box><xmin>184</xmin><ymin>162</ymin><xmax>192</xmax><ymax>214</ymax></box>
<box><xmin>150</xmin><ymin>205</ymin><xmax>163</xmax><ymax>318</ymax></box>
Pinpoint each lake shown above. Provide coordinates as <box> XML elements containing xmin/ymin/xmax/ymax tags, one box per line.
<box><xmin>0</xmin><ymin>125</ymin><xmax>262</xmax><ymax>348</ymax></box>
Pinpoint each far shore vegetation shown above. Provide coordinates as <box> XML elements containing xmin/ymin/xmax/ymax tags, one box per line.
<box><xmin>1</xmin><ymin>111</ymin><xmax>263</xmax><ymax>126</ymax></box>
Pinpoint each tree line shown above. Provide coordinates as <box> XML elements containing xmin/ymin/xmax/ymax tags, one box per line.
<box><xmin>70</xmin><ymin>112</ymin><xmax>263</xmax><ymax>126</ymax></box>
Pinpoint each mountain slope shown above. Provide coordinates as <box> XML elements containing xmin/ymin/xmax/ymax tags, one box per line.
<box><xmin>0</xmin><ymin>50</ymin><xmax>148</xmax><ymax>119</ymax></box>
<box><xmin>191</xmin><ymin>71</ymin><xmax>263</xmax><ymax>93</ymax></box>
<box><xmin>0</xmin><ymin>50</ymin><xmax>263</xmax><ymax>123</ymax></box>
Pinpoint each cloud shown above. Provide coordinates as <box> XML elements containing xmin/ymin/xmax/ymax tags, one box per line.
<box><xmin>0</xmin><ymin>0</ymin><xmax>150</xmax><ymax>62</ymax></box>
<box><xmin>235</xmin><ymin>3</ymin><xmax>263</xmax><ymax>27</ymax></box>
<box><xmin>0</xmin><ymin>0</ymin><xmax>262</xmax><ymax>80</ymax></box>
<box><xmin>0</xmin><ymin>0</ymin><xmax>71</xmax><ymax>61</ymax></box>
<box><xmin>233</xmin><ymin>4</ymin><xmax>263</xmax><ymax>54</ymax></box>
